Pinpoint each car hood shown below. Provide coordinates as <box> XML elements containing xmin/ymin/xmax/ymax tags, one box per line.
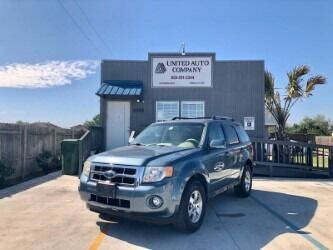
<box><xmin>89</xmin><ymin>145</ymin><xmax>193</xmax><ymax>166</ymax></box>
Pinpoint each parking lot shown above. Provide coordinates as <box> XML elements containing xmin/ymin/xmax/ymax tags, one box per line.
<box><xmin>0</xmin><ymin>172</ymin><xmax>332</xmax><ymax>250</ymax></box>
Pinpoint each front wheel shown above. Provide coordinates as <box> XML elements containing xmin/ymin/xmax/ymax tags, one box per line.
<box><xmin>234</xmin><ymin>165</ymin><xmax>252</xmax><ymax>197</ymax></box>
<box><xmin>174</xmin><ymin>180</ymin><xmax>206</xmax><ymax>233</ymax></box>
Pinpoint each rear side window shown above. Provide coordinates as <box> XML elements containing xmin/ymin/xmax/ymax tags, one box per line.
<box><xmin>208</xmin><ymin>123</ymin><xmax>225</xmax><ymax>143</ymax></box>
<box><xmin>235</xmin><ymin>125</ymin><xmax>250</xmax><ymax>143</ymax></box>
<box><xmin>222</xmin><ymin>124</ymin><xmax>239</xmax><ymax>145</ymax></box>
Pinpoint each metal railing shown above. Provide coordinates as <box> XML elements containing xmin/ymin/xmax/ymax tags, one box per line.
<box><xmin>251</xmin><ymin>138</ymin><xmax>333</xmax><ymax>177</ymax></box>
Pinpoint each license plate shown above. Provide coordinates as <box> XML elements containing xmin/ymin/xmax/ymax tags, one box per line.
<box><xmin>97</xmin><ymin>182</ymin><xmax>116</xmax><ymax>198</ymax></box>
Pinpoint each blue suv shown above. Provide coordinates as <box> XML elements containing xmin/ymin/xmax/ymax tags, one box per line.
<box><xmin>79</xmin><ymin>116</ymin><xmax>253</xmax><ymax>233</ymax></box>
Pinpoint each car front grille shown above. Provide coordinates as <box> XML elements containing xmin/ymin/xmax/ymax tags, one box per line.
<box><xmin>90</xmin><ymin>164</ymin><xmax>137</xmax><ymax>186</ymax></box>
<box><xmin>90</xmin><ymin>194</ymin><xmax>130</xmax><ymax>209</ymax></box>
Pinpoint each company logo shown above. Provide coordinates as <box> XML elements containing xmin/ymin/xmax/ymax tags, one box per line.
<box><xmin>155</xmin><ymin>62</ymin><xmax>166</xmax><ymax>74</ymax></box>
<box><xmin>104</xmin><ymin>170</ymin><xmax>116</xmax><ymax>180</ymax></box>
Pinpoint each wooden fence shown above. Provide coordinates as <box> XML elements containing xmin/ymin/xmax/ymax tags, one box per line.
<box><xmin>252</xmin><ymin>138</ymin><xmax>333</xmax><ymax>177</ymax></box>
<box><xmin>0</xmin><ymin>123</ymin><xmax>84</xmax><ymax>182</ymax></box>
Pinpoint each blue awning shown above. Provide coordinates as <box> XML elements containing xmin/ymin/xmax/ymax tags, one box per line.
<box><xmin>96</xmin><ymin>80</ymin><xmax>143</xmax><ymax>99</ymax></box>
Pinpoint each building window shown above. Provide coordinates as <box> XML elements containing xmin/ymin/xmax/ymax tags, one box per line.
<box><xmin>181</xmin><ymin>101</ymin><xmax>205</xmax><ymax>118</ymax></box>
<box><xmin>156</xmin><ymin>101</ymin><xmax>179</xmax><ymax>122</ymax></box>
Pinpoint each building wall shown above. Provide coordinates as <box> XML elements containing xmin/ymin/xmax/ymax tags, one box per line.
<box><xmin>316</xmin><ymin>136</ymin><xmax>333</xmax><ymax>146</ymax></box>
<box><xmin>100</xmin><ymin>53</ymin><xmax>265</xmax><ymax>148</ymax></box>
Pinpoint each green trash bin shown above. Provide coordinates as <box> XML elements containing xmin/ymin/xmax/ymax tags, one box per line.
<box><xmin>61</xmin><ymin>139</ymin><xmax>79</xmax><ymax>175</ymax></box>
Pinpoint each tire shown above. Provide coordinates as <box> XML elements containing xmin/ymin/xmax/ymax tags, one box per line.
<box><xmin>234</xmin><ymin>165</ymin><xmax>252</xmax><ymax>197</ymax></box>
<box><xmin>174</xmin><ymin>180</ymin><xmax>206</xmax><ymax>233</ymax></box>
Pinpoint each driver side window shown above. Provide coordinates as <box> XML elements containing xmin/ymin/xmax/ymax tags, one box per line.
<box><xmin>208</xmin><ymin>123</ymin><xmax>225</xmax><ymax>146</ymax></box>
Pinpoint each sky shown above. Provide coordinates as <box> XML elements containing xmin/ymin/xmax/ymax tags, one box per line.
<box><xmin>0</xmin><ymin>0</ymin><xmax>332</xmax><ymax>128</ymax></box>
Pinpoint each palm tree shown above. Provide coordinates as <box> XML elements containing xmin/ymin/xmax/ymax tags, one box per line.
<box><xmin>265</xmin><ymin>65</ymin><xmax>327</xmax><ymax>140</ymax></box>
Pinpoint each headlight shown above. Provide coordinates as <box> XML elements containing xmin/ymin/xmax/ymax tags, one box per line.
<box><xmin>143</xmin><ymin>166</ymin><xmax>173</xmax><ymax>183</ymax></box>
<box><xmin>82</xmin><ymin>160</ymin><xmax>91</xmax><ymax>177</ymax></box>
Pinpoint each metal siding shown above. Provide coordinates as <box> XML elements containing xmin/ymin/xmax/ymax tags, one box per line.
<box><xmin>100</xmin><ymin>55</ymin><xmax>265</xmax><ymax>145</ymax></box>
<box><xmin>101</xmin><ymin>61</ymin><xmax>150</xmax><ymax>137</ymax></box>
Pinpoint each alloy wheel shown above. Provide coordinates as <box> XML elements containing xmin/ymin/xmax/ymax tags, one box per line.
<box><xmin>244</xmin><ymin>170</ymin><xmax>251</xmax><ymax>192</ymax></box>
<box><xmin>188</xmin><ymin>190</ymin><xmax>203</xmax><ymax>223</ymax></box>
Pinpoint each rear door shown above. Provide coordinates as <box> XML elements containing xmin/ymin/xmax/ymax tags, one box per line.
<box><xmin>222</xmin><ymin>123</ymin><xmax>242</xmax><ymax>180</ymax></box>
<box><xmin>234</xmin><ymin>124</ymin><xmax>252</xmax><ymax>171</ymax></box>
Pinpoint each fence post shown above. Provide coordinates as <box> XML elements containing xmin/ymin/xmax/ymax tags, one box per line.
<box><xmin>0</xmin><ymin>135</ymin><xmax>2</xmax><ymax>160</ymax></box>
<box><xmin>306</xmin><ymin>145</ymin><xmax>313</xmax><ymax>167</ymax></box>
<box><xmin>329</xmin><ymin>147</ymin><xmax>333</xmax><ymax>178</ymax></box>
<box><xmin>53</xmin><ymin>129</ymin><xmax>57</xmax><ymax>155</ymax></box>
<box><xmin>78</xmin><ymin>140</ymin><xmax>83</xmax><ymax>176</ymax></box>
<box><xmin>20</xmin><ymin>126</ymin><xmax>27</xmax><ymax>180</ymax></box>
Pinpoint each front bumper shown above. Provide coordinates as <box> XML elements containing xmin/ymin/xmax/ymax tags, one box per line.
<box><xmin>79</xmin><ymin>174</ymin><xmax>180</xmax><ymax>221</ymax></box>
<box><xmin>87</xmin><ymin>203</ymin><xmax>178</xmax><ymax>225</ymax></box>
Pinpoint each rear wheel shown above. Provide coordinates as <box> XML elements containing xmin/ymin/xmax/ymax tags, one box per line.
<box><xmin>234</xmin><ymin>165</ymin><xmax>252</xmax><ymax>197</ymax></box>
<box><xmin>174</xmin><ymin>180</ymin><xmax>206</xmax><ymax>233</ymax></box>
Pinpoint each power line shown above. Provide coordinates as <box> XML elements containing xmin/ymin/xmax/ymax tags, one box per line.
<box><xmin>57</xmin><ymin>0</ymin><xmax>104</xmax><ymax>56</ymax></box>
<box><xmin>73</xmin><ymin>0</ymin><xmax>113</xmax><ymax>57</ymax></box>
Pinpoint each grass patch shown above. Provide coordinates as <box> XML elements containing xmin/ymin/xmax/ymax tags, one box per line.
<box><xmin>292</xmin><ymin>149</ymin><xmax>329</xmax><ymax>168</ymax></box>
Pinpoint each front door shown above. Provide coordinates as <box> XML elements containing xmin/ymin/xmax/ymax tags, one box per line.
<box><xmin>204</xmin><ymin>122</ymin><xmax>230</xmax><ymax>193</ymax></box>
<box><xmin>106</xmin><ymin>101</ymin><xmax>130</xmax><ymax>150</ymax></box>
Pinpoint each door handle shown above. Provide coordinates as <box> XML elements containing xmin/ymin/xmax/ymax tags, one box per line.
<box><xmin>214</xmin><ymin>162</ymin><xmax>225</xmax><ymax>172</ymax></box>
<box><xmin>214</xmin><ymin>166</ymin><xmax>223</xmax><ymax>172</ymax></box>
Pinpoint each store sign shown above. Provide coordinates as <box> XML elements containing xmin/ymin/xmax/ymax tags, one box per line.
<box><xmin>244</xmin><ymin>117</ymin><xmax>255</xmax><ymax>130</ymax></box>
<box><xmin>152</xmin><ymin>56</ymin><xmax>212</xmax><ymax>87</ymax></box>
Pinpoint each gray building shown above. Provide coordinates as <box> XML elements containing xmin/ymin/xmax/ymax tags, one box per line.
<box><xmin>97</xmin><ymin>52</ymin><xmax>265</xmax><ymax>150</ymax></box>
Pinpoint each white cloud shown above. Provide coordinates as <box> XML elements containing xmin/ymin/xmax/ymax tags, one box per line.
<box><xmin>0</xmin><ymin>60</ymin><xmax>99</xmax><ymax>88</ymax></box>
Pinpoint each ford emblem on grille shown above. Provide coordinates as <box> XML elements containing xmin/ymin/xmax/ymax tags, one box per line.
<box><xmin>104</xmin><ymin>170</ymin><xmax>116</xmax><ymax>180</ymax></box>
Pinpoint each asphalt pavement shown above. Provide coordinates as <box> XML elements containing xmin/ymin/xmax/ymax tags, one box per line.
<box><xmin>0</xmin><ymin>172</ymin><xmax>332</xmax><ymax>250</ymax></box>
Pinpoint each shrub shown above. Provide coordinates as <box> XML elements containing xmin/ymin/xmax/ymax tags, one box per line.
<box><xmin>36</xmin><ymin>151</ymin><xmax>61</xmax><ymax>173</ymax></box>
<box><xmin>0</xmin><ymin>160</ymin><xmax>15</xmax><ymax>188</ymax></box>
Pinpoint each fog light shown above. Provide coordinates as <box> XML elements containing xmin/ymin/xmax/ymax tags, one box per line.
<box><xmin>148</xmin><ymin>195</ymin><xmax>163</xmax><ymax>209</ymax></box>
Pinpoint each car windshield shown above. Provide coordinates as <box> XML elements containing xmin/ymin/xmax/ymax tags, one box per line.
<box><xmin>132</xmin><ymin>123</ymin><xmax>204</xmax><ymax>148</ymax></box>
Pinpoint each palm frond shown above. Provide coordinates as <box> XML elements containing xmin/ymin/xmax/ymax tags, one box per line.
<box><xmin>286</xmin><ymin>65</ymin><xmax>310</xmax><ymax>98</ymax></box>
<box><xmin>305</xmin><ymin>75</ymin><xmax>327</xmax><ymax>96</ymax></box>
<box><xmin>291</xmin><ymin>65</ymin><xmax>310</xmax><ymax>78</ymax></box>
<box><xmin>264</xmin><ymin>71</ymin><xmax>275</xmax><ymax>99</ymax></box>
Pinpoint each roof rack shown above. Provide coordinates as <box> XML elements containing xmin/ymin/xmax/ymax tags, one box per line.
<box><xmin>213</xmin><ymin>116</ymin><xmax>234</xmax><ymax>121</ymax></box>
<box><xmin>172</xmin><ymin>116</ymin><xmax>234</xmax><ymax>121</ymax></box>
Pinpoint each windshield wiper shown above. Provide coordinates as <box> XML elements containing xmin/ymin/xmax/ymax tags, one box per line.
<box><xmin>131</xmin><ymin>143</ymin><xmax>144</xmax><ymax>146</ymax></box>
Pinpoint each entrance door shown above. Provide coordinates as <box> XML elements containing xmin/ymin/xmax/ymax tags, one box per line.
<box><xmin>106</xmin><ymin>101</ymin><xmax>130</xmax><ymax>150</ymax></box>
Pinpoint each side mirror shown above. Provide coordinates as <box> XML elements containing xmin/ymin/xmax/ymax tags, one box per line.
<box><xmin>128</xmin><ymin>131</ymin><xmax>136</xmax><ymax>144</ymax></box>
<box><xmin>209</xmin><ymin>139</ymin><xmax>226</xmax><ymax>149</ymax></box>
